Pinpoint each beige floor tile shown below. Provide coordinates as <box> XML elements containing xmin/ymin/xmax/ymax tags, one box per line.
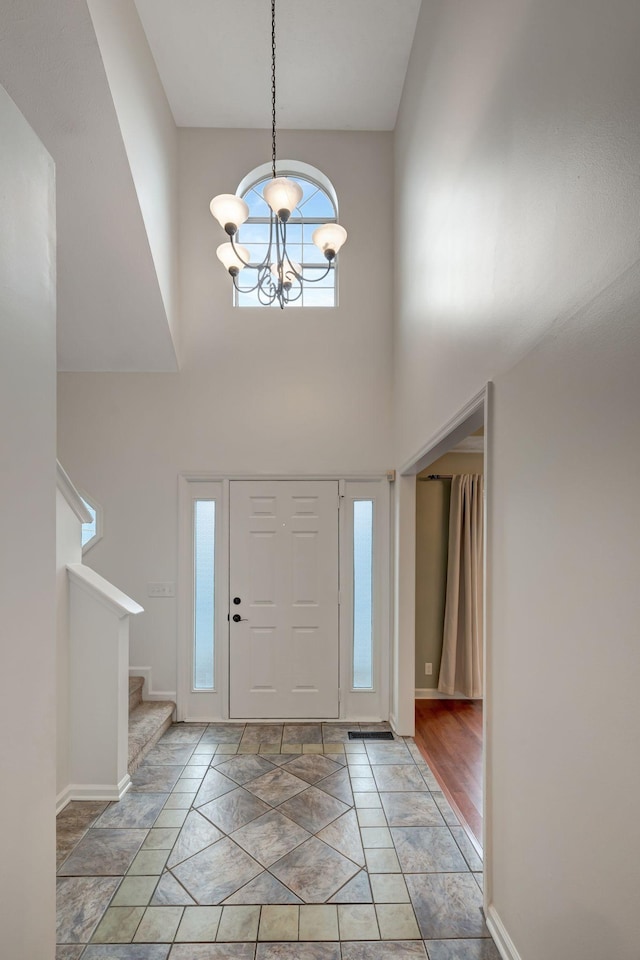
<box><xmin>259</xmin><ymin>744</ymin><xmax>282</xmax><ymax>754</ymax></box>
<box><xmin>238</xmin><ymin>745</ymin><xmax>260</xmax><ymax>754</ymax></box>
<box><xmin>142</xmin><ymin>828</ymin><xmax>180</xmax><ymax>849</ymax></box>
<box><xmin>172</xmin><ymin>785</ymin><xmax>198</xmax><ymax>798</ymax></box>
<box><xmin>182</xmin><ymin>765</ymin><xmax>209</xmax><ymax>778</ymax></box>
<box><xmin>133</xmin><ymin>905</ymin><xmax>183</xmax><ymax>942</ymax></box>
<box><xmin>344</xmin><ymin>744</ymin><xmax>367</xmax><ymax>754</ymax></box>
<box><xmin>353</xmin><ymin>792</ymin><xmax>382</xmax><ymax>809</ymax></box>
<box><xmin>175</xmin><ymin>779</ymin><xmax>203</xmax><ymax>792</ymax></box>
<box><xmin>281</xmin><ymin>744</ymin><xmax>302</xmax><ymax>754</ymax></box>
<box><xmin>112</xmin><ymin>876</ymin><xmax>158</xmax><ymax>907</ymax></box>
<box><xmin>258</xmin><ymin>905</ymin><xmax>299</xmax><ymax>941</ymax></box>
<box><xmin>90</xmin><ymin>906</ymin><xmax>144</xmax><ymax>943</ymax></box>
<box><xmin>356</xmin><ymin>809</ymin><xmax>387</xmax><ymax>828</ymax></box>
<box><xmin>375</xmin><ymin>903</ymin><xmax>421</xmax><ymax>939</ymax></box>
<box><xmin>351</xmin><ymin>777</ymin><xmax>377</xmax><ymax>791</ymax></box>
<box><xmin>162</xmin><ymin>794</ymin><xmax>192</xmax><ymax>810</ymax></box>
<box><xmin>302</xmin><ymin>744</ymin><xmax>324</xmax><ymax>754</ymax></box>
<box><xmin>347</xmin><ymin>764</ymin><xmax>373</xmax><ymax>775</ymax></box>
<box><xmin>337</xmin><ymin>904</ymin><xmax>380</xmax><ymax>940</ymax></box>
<box><xmin>360</xmin><ymin>826</ymin><xmax>393</xmax><ymax>848</ymax></box>
<box><xmin>217</xmin><ymin>905</ymin><xmax>261</xmax><ymax>941</ymax></box>
<box><xmin>364</xmin><ymin>848</ymin><xmax>401</xmax><ymax>873</ymax></box>
<box><xmin>154</xmin><ymin>809</ymin><xmax>188</xmax><ymax>828</ymax></box>
<box><xmin>369</xmin><ymin>874</ymin><xmax>410</xmax><ymax>903</ymax></box>
<box><xmin>175</xmin><ymin>906</ymin><xmax>222</xmax><ymax>941</ymax></box>
<box><xmin>127</xmin><ymin>849</ymin><xmax>169</xmax><ymax>875</ymax></box>
<box><xmin>299</xmin><ymin>905</ymin><xmax>339</xmax><ymax>941</ymax></box>
<box><xmin>192</xmin><ymin>747</ymin><xmax>216</xmax><ymax>758</ymax></box>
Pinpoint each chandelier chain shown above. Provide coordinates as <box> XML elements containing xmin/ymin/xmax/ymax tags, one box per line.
<box><xmin>271</xmin><ymin>0</ymin><xmax>277</xmax><ymax>180</ymax></box>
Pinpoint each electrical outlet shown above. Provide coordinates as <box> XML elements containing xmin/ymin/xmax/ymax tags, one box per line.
<box><xmin>425</xmin><ymin>662</ymin><xmax>433</xmax><ymax>676</ymax></box>
<box><xmin>147</xmin><ymin>582</ymin><xmax>175</xmax><ymax>598</ymax></box>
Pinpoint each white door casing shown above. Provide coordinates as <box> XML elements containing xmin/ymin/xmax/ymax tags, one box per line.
<box><xmin>229</xmin><ymin>480</ymin><xmax>339</xmax><ymax>719</ymax></box>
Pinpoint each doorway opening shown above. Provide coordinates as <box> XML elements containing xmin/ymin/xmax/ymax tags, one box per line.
<box><xmin>397</xmin><ymin>387</ymin><xmax>487</xmax><ymax>859</ymax></box>
<box><xmin>414</xmin><ymin>426</ymin><xmax>484</xmax><ymax>851</ymax></box>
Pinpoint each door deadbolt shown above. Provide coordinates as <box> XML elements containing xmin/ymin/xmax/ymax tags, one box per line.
<box><xmin>233</xmin><ymin>597</ymin><xmax>241</xmax><ymax>605</ymax></box>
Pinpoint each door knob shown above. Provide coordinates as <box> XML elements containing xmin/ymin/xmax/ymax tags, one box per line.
<box><xmin>232</xmin><ymin>614</ymin><xmax>247</xmax><ymax>623</ymax></box>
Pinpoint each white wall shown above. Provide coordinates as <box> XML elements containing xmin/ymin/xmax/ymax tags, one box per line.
<box><xmin>394</xmin><ymin>0</ymin><xmax>640</xmax><ymax>463</ymax></box>
<box><xmin>0</xmin><ymin>85</ymin><xmax>56</xmax><ymax>959</ymax></box>
<box><xmin>87</xmin><ymin>0</ymin><xmax>180</xmax><ymax>358</ymax></box>
<box><xmin>58</xmin><ymin>128</ymin><xmax>394</xmax><ymax>697</ymax></box>
<box><xmin>393</xmin><ymin>0</ymin><xmax>640</xmax><ymax>957</ymax></box>
<box><xmin>486</xmin><ymin>261</ymin><xmax>640</xmax><ymax>960</ymax></box>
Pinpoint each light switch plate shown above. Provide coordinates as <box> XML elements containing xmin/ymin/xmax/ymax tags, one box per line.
<box><xmin>147</xmin><ymin>582</ymin><xmax>175</xmax><ymax>598</ymax></box>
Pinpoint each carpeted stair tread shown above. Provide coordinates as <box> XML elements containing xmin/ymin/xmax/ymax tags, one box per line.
<box><xmin>129</xmin><ymin>675</ymin><xmax>145</xmax><ymax>714</ymax></box>
<box><xmin>128</xmin><ymin>700</ymin><xmax>175</xmax><ymax>773</ymax></box>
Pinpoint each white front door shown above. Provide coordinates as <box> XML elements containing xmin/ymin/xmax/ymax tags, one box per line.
<box><xmin>229</xmin><ymin>480</ymin><xmax>339</xmax><ymax>719</ymax></box>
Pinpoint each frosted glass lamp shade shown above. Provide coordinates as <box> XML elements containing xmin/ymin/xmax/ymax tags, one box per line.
<box><xmin>210</xmin><ymin>194</ymin><xmax>249</xmax><ymax>234</ymax></box>
<box><xmin>216</xmin><ymin>242</ymin><xmax>250</xmax><ymax>275</ymax></box>
<box><xmin>271</xmin><ymin>259</ymin><xmax>301</xmax><ymax>286</ymax></box>
<box><xmin>263</xmin><ymin>177</ymin><xmax>303</xmax><ymax>219</ymax></box>
<box><xmin>312</xmin><ymin>223</ymin><xmax>347</xmax><ymax>260</ymax></box>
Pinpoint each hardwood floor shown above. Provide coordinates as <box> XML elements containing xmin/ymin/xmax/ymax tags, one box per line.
<box><xmin>414</xmin><ymin>698</ymin><xmax>483</xmax><ymax>850</ymax></box>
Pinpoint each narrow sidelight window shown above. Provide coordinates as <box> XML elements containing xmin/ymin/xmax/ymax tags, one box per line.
<box><xmin>193</xmin><ymin>500</ymin><xmax>215</xmax><ymax>690</ymax></box>
<box><xmin>353</xmin><ymin>500</ymin><xmax>374</xmax><ymax>689</ymax></box>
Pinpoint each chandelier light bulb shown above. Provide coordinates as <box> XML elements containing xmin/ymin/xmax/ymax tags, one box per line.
<box><xmin>271</xmin><ymin>259</ymin><xmax>302</xmax><ymax>288</ymax></box>
<box><xmin>312</xmin><ymin>223</ymin><xmax>348</xmax><ymax>260</ymax></box>
<box><xmin>263</xmin><ymin>177</ymin><xmax>304</xmax><ymax>221</ymax></box>
<box><xmin>210</xmin><ymin>194</ymin><xmax>250</xmax><ymax>235</ymax></box>
<box><xmin>216</xmin><ymin>241</ymin><xmax>250</xmax><ymax>276</ymax></box>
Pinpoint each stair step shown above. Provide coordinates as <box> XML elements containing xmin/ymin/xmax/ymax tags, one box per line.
<box><xmin>129</xmin><ymin>675</ymin><xmax>145</xmax><ymax>714</ymax></box>
<box><xmin>128</xmin><ymin>700</ymin><xmax>175</xmax><ymax>774</ymax></box>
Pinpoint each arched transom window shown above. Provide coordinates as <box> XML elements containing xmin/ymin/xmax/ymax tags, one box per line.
<box><xmin>235</xmin><ymin>167</ymin><xmax>338</xmax><ymax>308</ymax></box>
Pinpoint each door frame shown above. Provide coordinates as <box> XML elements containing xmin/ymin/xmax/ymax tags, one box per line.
<box><xmin>177</xmin><ymin>473</ymin><xmax>391</xmax><ymax>724</ymax></box>
<box><xmin>391</xmin><ymin>382</ymin><xmax>492</xmax><ymax>918</ymax></box>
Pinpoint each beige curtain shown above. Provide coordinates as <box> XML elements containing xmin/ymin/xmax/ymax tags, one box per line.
<box><xmin>438</xmin><ymin>474</ymin><xmax>484</xmax><ymax>698</ymax></box>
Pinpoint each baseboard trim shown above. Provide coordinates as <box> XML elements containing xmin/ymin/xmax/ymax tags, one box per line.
<box><xmin>129</xmin><ymin>666</ymin><xmax>176</xmax><ymax>702</ymax></box>
<box><xmin>415</xmin><ymin>688</ymin><xmax>482</xmax><ymax>700</ymax></box>
<box><xmin>56</xmin><ymin>786</ymin><xmax>74</xmax><ymax>815</ymax></box>
<box><xmin>183</xmin><ymin>716</ymin><xmax>386</xmax><ymax>724</ymax></box>
<box><xmin>57</xmin><ymin>775</ymin><xmax>132</xmax><ymax>812</ymax></box>
<box><xmin>485</xmin><ymin>903</ymin><xmax>522</xmax><ymax>960</ymax></box>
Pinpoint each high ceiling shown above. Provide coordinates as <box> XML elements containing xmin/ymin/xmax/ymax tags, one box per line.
<box><xmin>133</xmin><ymin>0</ymin><xmax>422</xmax><ymax>131</ymax></box>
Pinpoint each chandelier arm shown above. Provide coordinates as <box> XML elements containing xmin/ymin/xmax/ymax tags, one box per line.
<box><xmin>257</xmin><ymin>264</ymin><xmax>279</xmax><ymax>306</ymax></box>
<box><xmin>227</xmin><ymin>234</ymin><xmax>254</xmax><ymax>269</ymax></box>
<box><xmin>265</xmin><ymin>211</ymin><xmax>276</xmax><ymax>266</ymax></box>
<box><xmin>274</xmin><ymin>213</ymin><xmax>283</xmax><ymax>277</ymax></box>
<box><xmin>284</xmin><ymin>279</ymin><xmax>303</xmax><ymax>304</ymax></box>
<box><xmin>288</xmin><ymin>261</ymin><xmax>334</xmax><ymax>283</ymax></box>
<box><xmin>232</xmin><ymin>274</ymin><xmax>264</xmax><ymax>294</ymax></box>
<box><xmin>257</xmin><ymin>282</ymin><xmax>278</xmax><ymax>306</ymax></box>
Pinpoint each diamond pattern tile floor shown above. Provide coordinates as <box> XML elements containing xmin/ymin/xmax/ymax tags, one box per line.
<box><xmin>56</xmin><ymin>722</ymin><xmax>496</xmax><ymax>956</ymax></box>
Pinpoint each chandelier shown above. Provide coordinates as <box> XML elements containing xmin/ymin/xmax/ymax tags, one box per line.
<box><xmin>209</xmin><ymin>0</ymin><xmax>347</xmax><ymax>309</ymax></box>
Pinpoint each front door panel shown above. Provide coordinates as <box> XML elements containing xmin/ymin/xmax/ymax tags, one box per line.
<box><xmin>229</xmin><ymin>480</ymin><xmax>339</xmax><ymax>718</ymax></box>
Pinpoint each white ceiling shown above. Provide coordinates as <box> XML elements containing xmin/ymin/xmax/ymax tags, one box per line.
<box><xmin>133</xmin><ymin>0</ymin><xmax>422</xmax><ymax>130</ymax></box>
